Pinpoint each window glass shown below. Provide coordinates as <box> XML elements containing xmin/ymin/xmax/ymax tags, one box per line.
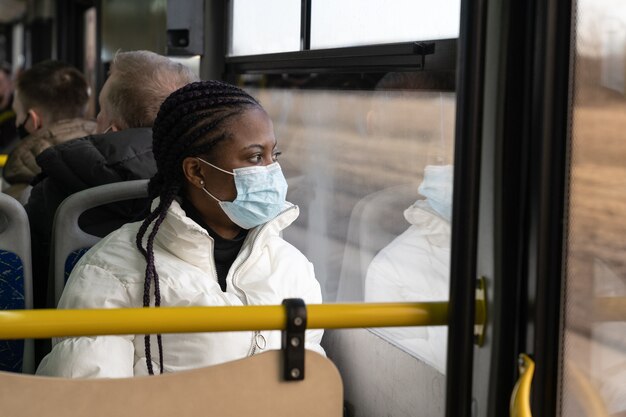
<box><xmin>241</xmin><ymin>71</ymin><xmax>455</xmax><ymax>376</ymax></box>
<box><xmin>561</xmin><ymin>0</ymin><xmax>626</xmax><ymax>415</ymax></box>
<box><xmin>311</xmin><ymin>0</ymin><xmax>460</xmax><ymax>49</ymax></box>
<box><xmin>229</xmin><ymin>0</ymin><xmax>301</xmax><ymax>56</ymax></box>
<box><xmin>101</xmin><ymin>0</ymin><xmax>166</xmax><ymax>61</ymax></box>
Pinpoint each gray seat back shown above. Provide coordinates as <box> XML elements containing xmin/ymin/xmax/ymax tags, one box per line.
<box><xmin>52</xmin><ymin>180</ymin><xmax>149</xmax><ymax>306</ymax></box>
<box><xmin>0</xmin><ymin>193</ymin><xmax>34</xmax><ymax>373</ymax></box>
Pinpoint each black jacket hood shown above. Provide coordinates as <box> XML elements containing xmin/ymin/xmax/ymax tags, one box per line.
<box><xmin>33</xmin><ymin>127</ymin><xmax>156</xmax><ymax>192</ymax></box>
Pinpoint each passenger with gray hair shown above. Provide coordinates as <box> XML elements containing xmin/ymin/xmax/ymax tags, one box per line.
<box><xmin>94</xmin><ymin>50</ymin><xmax>198</xmax><ymax>133</ymax></box>
<box><xmin>25</xmin><ymin>51</ymin><xmax>199</xmax><ymax>319</ymax></box>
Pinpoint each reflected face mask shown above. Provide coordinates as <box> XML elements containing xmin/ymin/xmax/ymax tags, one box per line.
<box><xmin>418</xmin><ymin>165</ymin><xmax>454</xmax><ymax>222</ymax></box>
<box><xmin>197</xmin><ymin>158</ymin><xmax>288</xmax><ymax>229</ymax></box>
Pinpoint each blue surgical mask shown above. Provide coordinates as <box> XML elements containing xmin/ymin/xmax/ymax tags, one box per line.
<box><xmin>418</xmin><ymin>165</ymin><xmax>453</xmax><ymax>222</ymax></box>
<box><xmin>197</xmin><ymin>158</ymin><xmax>288</xmax><ymax>229</ymax></box>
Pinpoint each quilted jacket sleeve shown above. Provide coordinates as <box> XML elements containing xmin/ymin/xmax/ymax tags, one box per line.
<box><xmin>36</xmin><ymin>263</ymin><xmax>135</xmax><ymax>378</ymax></box>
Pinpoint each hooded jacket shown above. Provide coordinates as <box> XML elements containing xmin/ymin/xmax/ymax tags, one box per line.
<box><xmin>3</xmin><ymin>118</ymin><xmax>97</xmax><ymax>186</ymax></box>
<box><xmin>36</xmin><ymin>200</ymin><xmax>324</xmax><ymax>378</ymax></box>
<box><xmin>364</xmin><ymin>200</ymin><xmax>450</xmax><ymax>374</ymax></box>
<box><xmin>25</xmin><ymin>128</ymin><xmax>156</xmax><ymax>310</ymax></box>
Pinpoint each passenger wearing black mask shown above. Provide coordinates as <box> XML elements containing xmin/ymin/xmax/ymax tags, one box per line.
<box><xmin>4</xmin><ymin>60</ymin><xmax>96</xmax><ymax>202</ymax></box>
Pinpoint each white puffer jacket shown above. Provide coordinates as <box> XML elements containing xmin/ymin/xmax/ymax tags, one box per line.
<box><xmin>37</xmin><ymin>200</ymin><xmax>324</xmax><ymax>378</ymax></box>
<box><xmin>364</xmin><ymin>200</ymin><xmax>450</xmax><ymax>374</ymax></box>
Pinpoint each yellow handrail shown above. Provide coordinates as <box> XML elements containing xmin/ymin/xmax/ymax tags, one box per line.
<box><xmin>510</xmin><ymin>353</ymin><xmax>535</xmax><ymax>417</ymax></box>
<box><xmin>0</xmin><ymin>302</ymin><xmax>463</xmax><ymax>340</ymax></box>
<box><xmin>0</xmin><ymin>154</ymin><xmax>7</xmax><ymax>168</ymax></box>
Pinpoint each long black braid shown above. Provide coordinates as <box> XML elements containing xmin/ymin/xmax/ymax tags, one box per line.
<box><xmin>136</xmin><ymin>80</ymin><xmax>261</xmax><ymax>375</ymax></box>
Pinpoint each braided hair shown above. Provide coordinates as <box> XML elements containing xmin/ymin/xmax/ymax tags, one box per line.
<box><xmin>136</xmin><ymin>80</ymin><xmax>261</xmax><ymax>375</ymax></box>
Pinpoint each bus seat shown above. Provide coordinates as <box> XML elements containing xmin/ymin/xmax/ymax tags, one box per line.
<box><xmin>0</xmin><ymin>193</ymin><xmax>34</xmax><ymax>374</ymax></box>
<box><xmin>0</xmin><ymin>350</ymin><xmax>343</xmax><ymax>417</ymax></box>
<box><xmin>335</xmin><ymin>183</ymin><xmax>418</xmax><ymax>301</ymax></box>
<box><xmin>51</xmin><ymin>180</ymin><xmax>149</xmax><ymax>306</ymax></box>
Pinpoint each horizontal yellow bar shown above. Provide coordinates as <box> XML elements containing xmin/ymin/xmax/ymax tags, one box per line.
<box><xmin>0</xmin><ymin>302</ymin><xmax>454</xmax><ymax>340</ymax></box>
<box><xmin>0</xmin><ymin>154</ymin><xmax>7</xmax><ymax>168</ymax></box>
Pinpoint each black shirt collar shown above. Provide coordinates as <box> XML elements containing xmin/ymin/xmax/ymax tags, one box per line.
<box><xmin>180</xmin><ymin>198</ymin><xmax>247</xmax><ymax>245</ymax></box>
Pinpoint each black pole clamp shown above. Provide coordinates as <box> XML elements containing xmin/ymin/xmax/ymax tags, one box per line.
<box><xmin>281</xmin><ymin>298</ymin><xmax>307</xmax><ymax>381</ymax></box>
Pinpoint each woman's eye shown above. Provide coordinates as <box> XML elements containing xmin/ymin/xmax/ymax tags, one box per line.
<box><xmin>272</xmin><ymin>151</ymin><xmax>282</xmax><ymax>161</ymax></box>
<box><xmin>249</xmin><ymin>154</ymin><xmax>263</xmax><ymax>163</ymax></box>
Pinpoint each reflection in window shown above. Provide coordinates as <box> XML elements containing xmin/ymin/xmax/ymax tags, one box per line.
<box><xmin>311</xmin><ymin>0</ymin><xmax>461</xmax><ymax>49</ymax></box>
<box><xmin>561</xmin><ymin>0</ymin><xmax>626</xmax><ymax>414</ymax></box>
<box><xmin>364</xmin><ymin>164</ymin><xmax>452</xmax><ymax>374</ymax></box>
<box><xmin>229</xmin><ymin>0</ymin><xmax>301</xmax><ymax>56</ymax></box>
<box><xmin>249</xmin><ymin>71</ymin><xmax>455</xmax><ymax>371</ymax></box>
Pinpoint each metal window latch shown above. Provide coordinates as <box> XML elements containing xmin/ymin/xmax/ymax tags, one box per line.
<box><xmin>282</xmin><ymin>298</ymin><xmax>307</xmax><ymax>381</ymax></box>
<box><xmin>413</xmin><ymin>42</ymin><xmax>436</xmax><ymax>68</ymax></box>
<box><xmin>413</xmin><ymin>41</ymin><xmax>435</xmax><ymax>55</ymax></box>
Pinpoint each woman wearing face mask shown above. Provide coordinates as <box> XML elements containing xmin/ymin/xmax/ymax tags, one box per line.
<box><xmin>37</xmin><ymin>80</ymin><xmax>325</xmax><ymax>378</ymax></box>
<box><xmin>364</xmin><ymin>164</ymin><xmax>453</xmax><ymax>375</ymax></box>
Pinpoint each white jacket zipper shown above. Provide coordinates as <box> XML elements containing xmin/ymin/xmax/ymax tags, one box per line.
<box><xmin>228</xmin><ymin>205</ymin><xmax>297</xmax><ymax>357</ymax></box>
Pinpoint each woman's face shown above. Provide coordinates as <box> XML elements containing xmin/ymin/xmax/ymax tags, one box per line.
<box><xmin>183</xmin><ymin>106</ymin><xmax>281</xmax><ymax>236</ymax></box>
<box><xmin>200</xmin><ymin>107</ymin><xmax>281</xmax><ymax>201</ymax></box>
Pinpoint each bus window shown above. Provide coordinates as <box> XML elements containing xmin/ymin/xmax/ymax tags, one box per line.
<box><xmin>236</xmin><ymin>71</ymin><xmax>455</xmax><ymax>378</ymax></box>
<box><xmin>561</xmin><ymin>0</ymin><xmax>626</xmax><ymax>414</ymax></box>
<box><xmin>225</xmin><ymin>3</ymin><xmax>460</xmax><ymax>413</ymax></box>
<box><xmin>311</xmin><ymin>0</ymin><xmax>460</xmax><ymax>49</ymax></box>
<box><xmin>229</xmin><ymin>0</ymin><xmax>300</xmax><ymax>56</ymax></box>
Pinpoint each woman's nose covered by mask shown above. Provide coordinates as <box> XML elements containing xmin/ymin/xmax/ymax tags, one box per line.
<box><xmin>418</xmin><ymin>165</ymin><xmax>454</xmax><ymax>222</ymax></box>
<box><xmin>196</xmin><ymin>157</ymin><xmax>289</xmax><ymax>229</ymax></box>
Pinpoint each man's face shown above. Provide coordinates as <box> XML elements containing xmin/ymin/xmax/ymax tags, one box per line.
<box><xmin>96</xmin><ymin>75</ymin><xmax>115</xmax><ymax>134</ymax></box>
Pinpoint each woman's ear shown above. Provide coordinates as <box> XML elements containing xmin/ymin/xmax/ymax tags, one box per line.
<box><xmin>182</xmin><ymin>157</ymin><xmax>206</xmax><ymax>189</ymax></box>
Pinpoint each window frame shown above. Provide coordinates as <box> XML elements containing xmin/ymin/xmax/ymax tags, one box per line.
<box><xmin>224</xmin><ymin>0</ymin><xmax>457</xmax><ymax>75</ymax></box>
<box><xmin>225</xmin><ymin>40</ymin><xmax>456</xmax><ymax>74</ymax></box>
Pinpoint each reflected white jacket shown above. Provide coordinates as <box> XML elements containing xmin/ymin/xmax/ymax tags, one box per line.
<box><xmin>37</xmin><ymin>200</ymin><xmax>324</xmax><ymax>378</ymax></box>
<box><xmin>364</xmin><ymin>200</ymin><xmax>450</xmax><ymax>374</ymax></box>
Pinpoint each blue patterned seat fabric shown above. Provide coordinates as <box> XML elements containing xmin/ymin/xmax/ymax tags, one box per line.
<box><xmin>0</xmin><ymin>250</ymin><xmax>25</xmax><ymax>373</ymax></box>
<box><xmin>64</xmin><ymin>248</ymin><xmax>91</xmax><ymax>283</ymax></box>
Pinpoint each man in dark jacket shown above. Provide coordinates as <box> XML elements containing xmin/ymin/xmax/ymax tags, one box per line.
<box><xmin>25</xmin><ymin>50</ymin><xmax>199</xmax><ymax>314</ymax></box>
